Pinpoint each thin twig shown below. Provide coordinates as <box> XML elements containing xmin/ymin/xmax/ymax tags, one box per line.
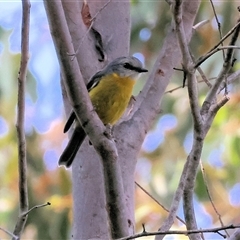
<box><xmin>195</xmin><ymin>46</ymin><xmax>240</xmax><ymax>68</ymax></box>
<box><xmin>200</xmin><ymin>162</ymin><xmax>229</xmax><ymax>238</ymax></box>
<box><xmin>207</xmin><ymin>21</ymin><xmax>240</xmax><ymax>55</ymax></box>
<box><xmin>201</xmin><ymin>21</ymin><xmax>240</xmax><ymax>115</ymax></box>
<box><xmin>174</xmin><ymin>1</ymin><xmax>204</xmax><ymax>239</ymax></box>
<box><xmin>69</xmin><ymin>20</ymin><xmax>94</xmax><ymax>59</ymax></box>
<box><xmin>154</xmin><ymin>2</ymin><xmax>201</xmax><ymax>239</ymax></box>
<box><xmin>90</xmin><ymin>0</ymin><xmax>112</xmax><ymax>22</ymax></box>
<box><xmin>22</xmin><ymin>202</ymin><xmax>51</xmax><ymax>217</ymax></box>
<box><xmin>165</xmin><ymin>77</ymin><xmax>216</xmax><ymax>94</ymax></box>
<box><xmin>190</xmin><ymin>51</ymin><xmax>212</xmax><ymax>88</ymax></box>
<box><xmin>13</xmin><ymin>0</ymin><xmax>30</xmax><ymax>238</ymax></box>
<box><xmin>135</xmin><ymin>182</ymin><xmax>185</xmax><ymax>225</ymax></box>
<box><xmin>229</xmin><ymin>228</ymin><xmax>240</xmax><ymax>240</ymax></box>
<box><xmin>193</xmin><ymin>19</ymin><xmax>209</xmax><ymax>31</ymax></box>
<box><xmin>165</xmin><ymin>69</ymin><xmax>240</xmax><ymax>94</ymax></box>
<box><xmin>174</xmin><ymin>0</ymin><xmax>202</xmax><ymax>129</ymax></box>
<box><xmin>157</xmin><ymin>158</ymin><xmax>189</xmax><ymax>236</ymax></box>
<box><xmin>119</xmin><ymin>224</ymin><xmax>240</xmax><ymax>240</ymax></box>
<box><xmin>71</xmin><ymin>0</ymin><xmax>112</xmax><ymax>58</ymax></box>
<box><xmin>209</xmin><ymin>96</ymin><xmax>229</xmax><ymax>115</ymax></box>
<box><xmin>209</xmin><ymin>0</ymin><xmax>225</xmax><ymax>59</ymax></box>
<box><xmin>0</xmin><ymin>227</ymin><xmax>19</xmax><ymax>240</ymax></box>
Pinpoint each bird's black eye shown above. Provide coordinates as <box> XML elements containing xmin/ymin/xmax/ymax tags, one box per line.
<box><xmin>123</xmin><ymin>62</ymin><xmax>134</xmax><ymax>70</ymax></box>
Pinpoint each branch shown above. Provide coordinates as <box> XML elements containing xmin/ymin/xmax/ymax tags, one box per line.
<box><xmin>43</xmin><ymin>1</ymin><xmax>129</xmax><ymax>238</ymax></box>
<box><xmin>121</xmin><ymin>1</ymin><xmax>201</xmax><ymax>239</ymax></box>
<box><xmin>165</xmin><ymin>69</ymin><xmax>240</xmax><ymax>94</ymax></box>
<box><xmin>220</xmin><ymin>69</ymin><xmax>240</xmax><ymax>89</ymax></box>
<box><xmin>173</xmin><ymin>1</ymin><xmax>202</xmax><ymax>238</ymax></box>
<box><xmin>157</xmin><ymin>158</ymin><xmax>189</xmax><ymax>235</ymax></box>
<box><xmin>120</xmin><ymin>224</ymin><xmax>240</xmax><ymax>240</ymax></box>
<box><xmin>0</xmin><ymin>227</ymin><xmax>19</xmax><ymax>240</ymax></box>
<box><xmin>195</xmin><ymin>46</ymin><xmax>240</xmax><ymax>68</ymax></box>
<box><xmin>229</xmin><ymin>228</ymin><xmax>240</xmax><ymax>240</ymax></box>
<box><xmin>190</xmin><ymin>51</ymin><xmax>212</xmax><ymax>88</ymax></box>
<box><xmin>206</xmin><ymin>20</ymin><xmax>240</xmax><ymax>56</ymax></box>
<box><xmin>70</xmin><ymin>0</ymin><xmax>112</xmax><ymax>59</ymax></box>
<box><xmin>200</xmin><ymin>162</ymin><xmax>229</xmax><ymax>237</ymax></box>
<box><xmin>172</xmin><ymin>5</ymin><xmax>240</xmax><ymax>240</ymax></box>
<box><xmin>209</xmin><ymin>0</ymin><xmax>225</xmax><ymax>59</ymax></box>
<box><xmin>201</xmin><ymin>19</ymin><xmax>240</xmax><ymax>115</ymax></box>
<box><xmin>22</xmin><ymin>202</ymin><xmax>51</xmax><ymax>217</ymax></box>
<box><xmin>173</xmin><ymin>0</ymin><xmax>202</xmax><ymax>130</ymax></box>
<box><xmin>135</xmin><ymin>182</ymin><xmax>185</xmax><ymax>225</ymax></box>
<box><xmin>13</xmin><ymin>0</ymin><xmax>30</xmax><ymax>238</ymax></box>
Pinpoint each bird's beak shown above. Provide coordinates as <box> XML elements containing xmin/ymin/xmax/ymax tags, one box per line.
<box><xmin>137</xmin><ymin>67</ymin><xmax>148</xmax><ymax>73</ymax></box>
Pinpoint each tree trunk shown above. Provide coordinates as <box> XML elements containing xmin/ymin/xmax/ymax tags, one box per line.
<box><xmin>62</xmin><ymin>1</ymin><xmax>132</xmax><ymax>239</ymax></box>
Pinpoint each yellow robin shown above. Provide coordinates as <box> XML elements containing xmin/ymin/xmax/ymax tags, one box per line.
<box><xmin>59</xmin><ymin>56</ymin><xmax>148</xmax><ymax>167</ymax></box>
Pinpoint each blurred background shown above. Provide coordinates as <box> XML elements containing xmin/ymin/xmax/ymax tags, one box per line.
<box><xmin>0</xmin><ymin>1</ymin><xmax>240</xmax><ymax>239</ymax></box>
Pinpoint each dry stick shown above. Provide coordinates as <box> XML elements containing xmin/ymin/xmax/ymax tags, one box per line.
<box><xmin>229</xmin><ymin>228</ymin><xmax>240</xmax><ymax>240</ymax></box>
<box><xmin>190</xmin><ymin>51</ymin><xmax>212</xmax><ymax>88</ymax></box>
<box><xmin>174</xmin><ymin>0</ymin><xmax>202</xmax><ymax>128</ymax></box>
<box><xmin>13</xmin><ymin>0</ymin><xmax>30</xmax><ymax>239</ymax></box>
<box><xmin>193</xmin><ymin>19</ymin><xmax>209</xmax><ymax>31</ymax></box>
<box><xmin>207</xmin><ymin>21</ymin><xmax>240</xmax><ymax>55</ymax></box>
<box><xmin>22</xmin><ymin>202</ymin><xmax>51</xmax><ymax>217</ymax></box>
<box><xmin>219</xmin><ymin>69</ymin><xmax>240</xmax><ymax>91</ymax></box>
<box><xmin>166</xmin><ymin>68</ymin><xmax>240</xmax><ymax>94</ymax></box>
<box><xmin>174</xmin><ymin>0</ymin><xmax>204</xmax><ymax>239</ymax></box>
<box><xmin>154</xmin><ymin>2</ymin><xmax>201</xmax><ymax>239</ymax></box>
<box><xmin>199</xmin><ymin>162</ymin><xmax>229</xmax><ymax>238</ymax></box>
<box><xmin>209</xmin><ymin>0</ymin><xmax>225</xmax><ymax>59</ymax></box>
<box><xmin>172</xmin><ymin>8</ymin><xmax>240</xmax><ymax>240</ymax></box>
<box><xmin>160</xmin><ymin>6</ymin><xmax>239</xmax><ymax>240</ymax></box>
<box><xmin>119</xmin><ymin>225</ymin><xmax>240</xmax><ymax>240</ymax></box>
<box><xmin>156</xmin><ymin>156</ymin><xmax>190</xmax><ymax>239</ymax></box>
<box><xmin>0</xmin><ymin>227</ymin><xmax>19</xmax><ymax>240</ymax></box>
<box><xmin>194</xmin><ymin>21</ymin><xmax>240</xmax><ymax>68</ymax></box>
<box><xmin>181</xmin><ymin>16</ymin><xmax>240</xmax><ymax>240</ymax></box>
<box><xmin>165</xmin><ymin>76</ymin><xmax>216</xmax><ymax>94</ymax></box>
<box><xmin>71</xmin><ymin>0</ymin><xmax>112</xmax><ymax>58</ymax></box>
<box><xmin>201</xmin><ymin>21</ymin><xmax>240</xmax><ymax>115</ymax></box>
<box><xmin>195</xmin><ymin>46</ymin><xmax>240</xmax><ymax>68</ymax></box>
<box><xmin>134</xmin><ymin>182</ymin><xmax>185</xmax><ymax>225</ymax></box>
<box><xmin>181</xmin><ymin>18</ymin><xmax>239</xmax><ymax>240</ymax></box>
<box><xmin>192</xmin><ymin>19</ymin><xmax>210</xmax><ymax>93</ymax></box>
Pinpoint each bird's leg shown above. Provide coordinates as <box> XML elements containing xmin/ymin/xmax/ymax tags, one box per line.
<box><xmin>104</xmin><ymin>124</ymin><xmax>114</xmax><ymax>141</ymax></box>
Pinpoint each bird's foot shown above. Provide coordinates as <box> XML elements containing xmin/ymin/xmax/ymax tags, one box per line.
<box><xmin>104</xmin><ymin>124</ymin><xmax>114</xmax><ymax>141</ymax></box>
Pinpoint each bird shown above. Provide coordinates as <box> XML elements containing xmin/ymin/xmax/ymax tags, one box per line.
<box><xmin>59</xmin><ymin>56</ymin><xmax>148</xmax><ymax>167</ymax></box>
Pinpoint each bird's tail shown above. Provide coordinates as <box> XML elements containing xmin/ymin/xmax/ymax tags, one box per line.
<box><xmin>58</xmin><ymin>127</ymin><xmax>86</xmax><ymax>168</ymax></box>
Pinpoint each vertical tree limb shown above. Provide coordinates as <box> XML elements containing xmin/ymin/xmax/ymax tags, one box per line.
<box><xmin>170</xmin><ymin>2</ymin><xmax>239</xmax><ymax>240</ymax></box>
<box><xmin>13</xmin><ymin>0</ymin><xmax>31</xmax><ymax>238</ymax></box>
<box><xmin>173</xmin><ymin>1</ymin><xmax>202</xmax><ymax>239</ymax></box>
<box><xmin>151</xmin><ymin>1</ymin><xmax>200</xmax><ymax>239</ymax></box>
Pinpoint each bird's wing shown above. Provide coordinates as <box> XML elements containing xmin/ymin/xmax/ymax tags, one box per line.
<box><xmin>63</xmin><ymin>71</ymin><xmax>104</xmax><ymax>133</ymax></box>
<box><xmin>59</xmin><ymin>126</ymin><xmax>86</xmax><ymax>167</ymax></box>
<box><xmin>63</xmin><ymin>110</ymin><xmax>76</xmax><ymax>133</ymax></box>
<box><xmin>86</xmin><ymin>70</ymin><xmax>104</xmax><ymax>91</ymax></box>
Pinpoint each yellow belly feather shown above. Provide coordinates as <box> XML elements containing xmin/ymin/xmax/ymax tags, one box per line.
<box><xmin>89</xmin><ymin>74</ymin><xmax>135</xmax><ymax>125</ymax></box>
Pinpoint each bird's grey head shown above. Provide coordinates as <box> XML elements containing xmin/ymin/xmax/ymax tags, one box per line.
<box><xmin>104</xmin><ymin>56</ymin><xmax>148</xmax><ymax>78</ymax></box>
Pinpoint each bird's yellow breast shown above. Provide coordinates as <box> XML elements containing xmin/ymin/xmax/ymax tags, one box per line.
<box><xmin>89</xmin><ymin>73</ymin><xmax>135</xmax><ymax>125</ymax></box>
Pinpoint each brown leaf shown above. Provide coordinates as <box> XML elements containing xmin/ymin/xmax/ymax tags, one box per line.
<box><xmin>81</xmin><ymin>2</ymin><xmax>92</xmax><ymax>28</ymax></box>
